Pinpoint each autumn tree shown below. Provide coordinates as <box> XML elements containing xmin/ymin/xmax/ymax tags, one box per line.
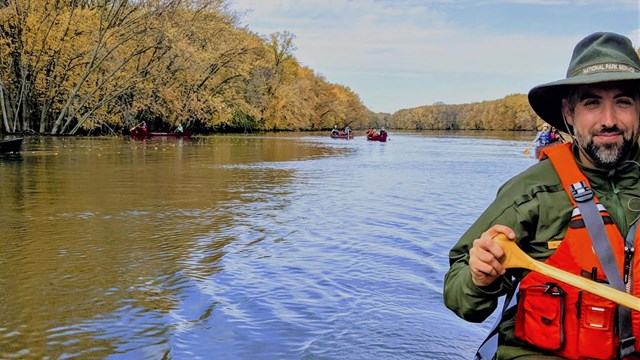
<box><xmin>0</xmin><ymin>1</ymin><xmax>372</xmax><ymax>135</ymax></box>
<box><xmin>389</xmin><ymin>95</ymin><xmax>542</xmax><ymax>131</ymax></box>
<box><xmin>50</xmin><ymin>0</ymin><xmax>175</xmax><ymax>135</ymax></box>
<box><xmin>136</xmin><ymin>1</ymin><xmax>260</xmax><ymax>132</ymax></box>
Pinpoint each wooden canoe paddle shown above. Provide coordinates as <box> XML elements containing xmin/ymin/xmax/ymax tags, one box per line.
<box><xmin>493</xmin><ymin>233</ymin><xmax>640</xmax><ymax>312</ymax></box>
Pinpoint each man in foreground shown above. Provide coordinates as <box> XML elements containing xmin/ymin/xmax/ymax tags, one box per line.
<box><xmin>444</xmin><ymin>32</ymin><xmax>640</xmax><ymax>359</ymax></box>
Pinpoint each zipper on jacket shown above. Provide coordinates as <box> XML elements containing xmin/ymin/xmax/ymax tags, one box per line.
<box><xmin>624</xmin><ymin>246</ymin><xmax>634</xmax><ymax>291</ymax></box>
<box><xmin>624</xmin><ymin>219</ymin><xmax>638</xmax><ymax>293</ymax></box>
<box><xmin>624</xmin><ymin>223</ymin><xmax>636</xmax><ymax>293</ymax></box>
<box><xmin>608</xmin><ymin>171</ymin><xmax>620</xmax><ymax>194</ymax></box>
<box><xmin>608</xmin><ymin>176</ymin><xmax>627</xmax><ymax>233</ymax></box>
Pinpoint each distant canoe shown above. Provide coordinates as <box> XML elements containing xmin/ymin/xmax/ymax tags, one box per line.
<box><xmin>0</xmin><ymin>137</ymin><xmax>23</xmax><ymax>154</ymax></box>
<box><xmin>130</xmin><ymin>129</ymin><xmax>192</xmax><ymax>138</ymax></box>
<box><xmin>534</xmin><ymin>142</ymin><xmax>564</xmax><ymax>160</ymax></box>
<box><xmin>366</xmin><ymin>132</ymin><xmax>388</xmax><ymax>142</ymax></box>
<box><xmin>331</xmin><ymin>132</ymin><xmax>354</xmax><ymax>140</ymax></box>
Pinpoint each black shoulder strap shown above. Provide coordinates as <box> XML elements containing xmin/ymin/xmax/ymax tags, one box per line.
<box><xmin>474</xmin><ymin>281</ymin><xmax>519</xmax><ymax>360</ymax></box>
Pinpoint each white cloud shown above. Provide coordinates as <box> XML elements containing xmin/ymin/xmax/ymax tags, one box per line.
<box><xmin>230</xmin><ymin>0</ymin><xmax>640</xmax><ymax>113</ymax></box>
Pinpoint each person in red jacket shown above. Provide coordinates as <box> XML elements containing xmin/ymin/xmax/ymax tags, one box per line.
<box><xmin>549</xmin><ymin>126</ymin><xmax>565</xmax><ymax>144</ymax></box>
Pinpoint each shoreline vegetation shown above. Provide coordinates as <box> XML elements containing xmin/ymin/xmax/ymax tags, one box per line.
<box><xmin>1</xmin><ymin>0</ymin><xmax>579</xmax><ymax>137</ymax></box>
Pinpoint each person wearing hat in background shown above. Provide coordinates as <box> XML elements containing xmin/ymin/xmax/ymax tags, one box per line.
<box><xmin>443</xmin><ymin>32</ymin><xmax>640</xmax><ymax>359</ymax></box>
<box><xmin>530</xmin><ymin>123</ymin><xmax>552</xmax><ymax>159</ymax></box>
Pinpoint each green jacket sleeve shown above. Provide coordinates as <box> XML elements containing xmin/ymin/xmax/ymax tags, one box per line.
<box><xmin>443</xmin><ymin>160</ymin><xmax>569</xmax><ymax>322</ymax></box>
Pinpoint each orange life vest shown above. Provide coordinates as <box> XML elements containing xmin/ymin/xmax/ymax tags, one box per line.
<box><xmin>514</xmin><ymin>143</ymin><xmax>640</xmax><ymax>359</ymax></box>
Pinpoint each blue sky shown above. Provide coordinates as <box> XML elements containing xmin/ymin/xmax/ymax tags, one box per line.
<box><xmin>229</xmin><ymin>0</ymin><xmax>640</xmax><ymax>114</ymax></box>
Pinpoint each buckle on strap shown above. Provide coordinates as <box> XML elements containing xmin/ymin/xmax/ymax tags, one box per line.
<box><xmin>570</xmin><ymin>181</ymin><xmax>593</xmax><ymax>202</ymax></box>
<box><xmin>619</xmin><ymin>336</ymin><xmax>636</xmax><ymax>357</ymax></box>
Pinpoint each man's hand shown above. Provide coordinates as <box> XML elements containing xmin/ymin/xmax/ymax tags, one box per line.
<box><xmin>469</xmin><ymin>225</ymin><xmax>514</xmax><ymax>287</ymax></box>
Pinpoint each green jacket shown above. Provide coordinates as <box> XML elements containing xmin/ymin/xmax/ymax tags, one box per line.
<box><xmin>443</xmin><ymin>143</ymin><xmax>640</xmax><ymax>359</ymax></box>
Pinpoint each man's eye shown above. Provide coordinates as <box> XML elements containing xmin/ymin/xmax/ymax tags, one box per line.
<box><xmin>583</xmin><ymin>99</ymin><xmax>599</xmax><ymax>107</ymax></box>
<box><xmin>617</xmin><ymin>98</ymin><xmax>634</xmax><ymax>107</ymax></box>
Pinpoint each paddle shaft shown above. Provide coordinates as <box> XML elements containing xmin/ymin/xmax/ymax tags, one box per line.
<box><xmin>493</xmin><ymin>233</ymin><xmax>640</xmax><ymax>312</ymax></box>
<box><xmin>523</xmin><ymin>138</ymin><xmax>537</xmax><ymax>154</ymax></box>
<box><xmin>130</xmin><ymin>121</ymin><xmax>145</xmax><ymax>130</ymax></box>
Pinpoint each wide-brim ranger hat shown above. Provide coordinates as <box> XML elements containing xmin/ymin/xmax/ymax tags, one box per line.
<box><xmin>528</xmin><ymin>32</ymin><xmax>640</xmax><ymax>132</ymax></box>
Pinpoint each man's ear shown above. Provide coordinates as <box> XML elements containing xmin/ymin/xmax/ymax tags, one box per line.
<box><xmin>562</xmin><ymin>99</ymin><xmax>574</xmax><ymax>126</ymax></box>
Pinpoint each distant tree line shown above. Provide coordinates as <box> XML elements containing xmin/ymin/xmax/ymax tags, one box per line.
<box><xmin>388</xmin><ymin>94</ymin><xmax>540</xmax><ymax>131</ymax></box>
<box><xmin>387</xmin><ymin>48</ymin><xmax>640</xmax><ymax>132</ymax></box>
<box><xmin>0</xmin><ymin>0</ymin><xmax>370</xmax><ymax>135</ymax></box>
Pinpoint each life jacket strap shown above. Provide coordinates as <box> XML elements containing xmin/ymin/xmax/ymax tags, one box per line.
<box><xmin>570</xmin><ymin>181</ymin><xmax>593</xmax><ymax>202</ymax></box>
<box><xmin>620</xmin><ymin>334</ymin><xmax>636</xmax><ymax>357</ymax></box>
<box><xmin>474</xmin><ymin>280</ymin><xmax>519</xmax><ymax>360</ymax></box>
<box><xmin>620</xmin><ymin>222</ymin><xmax>640</xmax><ymax>357</ymax></box>
<box><xmin>574</xmin><ymin>183</ymin><xmax>636</xmax><ymax>357</ymax></box>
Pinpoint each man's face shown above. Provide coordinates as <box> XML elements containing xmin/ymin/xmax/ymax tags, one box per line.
<box><xmin>563</xmin><ymin>83</ymin><xmax>640</xmax><ymax>168</ymax></box>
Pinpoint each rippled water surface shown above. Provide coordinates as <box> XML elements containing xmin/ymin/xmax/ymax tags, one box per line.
<box><xmin>0</xmin><ymin>131</ymin><xmax>535</xmax><ymax>359</ymax></box>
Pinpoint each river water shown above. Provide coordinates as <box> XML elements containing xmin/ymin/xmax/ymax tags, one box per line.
<box><xmin>0</xmin><ymin>131</ymin><xmax>535</xmax><ymax>359</ymax></box>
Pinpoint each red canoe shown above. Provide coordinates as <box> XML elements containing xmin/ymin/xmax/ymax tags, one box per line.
<box><xmin>367</xmin><ymin>132</ymin><xmax>388</xmax><ymax>142</ymax></box>
<box><xmin>331</xmin><ymin>132</ymin><xmax>355</xmax><ymax>140</ymax></box>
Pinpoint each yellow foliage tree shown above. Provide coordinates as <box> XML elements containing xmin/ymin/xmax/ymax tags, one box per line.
<box><xmin>0</xmin><ymin>0</ymin><xmax>373</xmax><ymax>135</ymax></box>
<box><xmin>389</xmin><ymin>95</ymin><xmax>542</xmax><ymax>131</ymax></box>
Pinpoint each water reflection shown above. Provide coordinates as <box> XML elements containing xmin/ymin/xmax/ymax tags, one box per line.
<box><xmin>0</xmin><ymin>132</ymin><xmax>534</xmax><ymax>359</ymax></box>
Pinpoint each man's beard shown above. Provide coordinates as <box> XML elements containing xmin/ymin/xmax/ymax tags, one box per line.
<box><xmin>579</xmin><ymin>126</ymin><xmax>636</xmax><ymax>167</ymax></box>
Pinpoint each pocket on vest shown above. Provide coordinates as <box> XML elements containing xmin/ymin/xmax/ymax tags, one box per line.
<box><xmin>577</xmin><ymin>291</ymin><xmax>617</xmax><ymax>359</ymax></box>
<box><xmin>515</xmin><ymin>283</ymin><xmax>565</xmax><ymax>350</ymax></box>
